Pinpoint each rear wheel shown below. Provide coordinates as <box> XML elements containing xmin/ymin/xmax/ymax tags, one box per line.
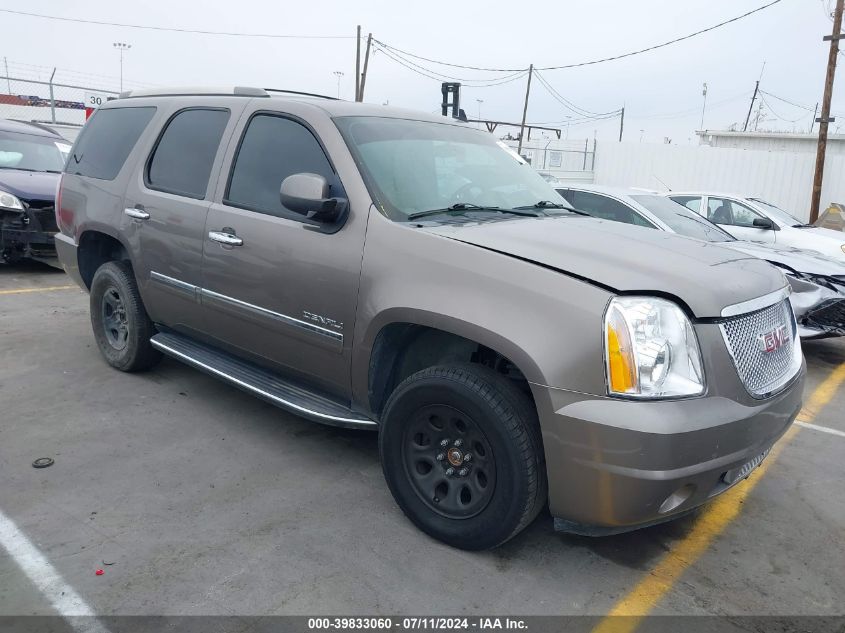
<box><xmin>379</xmin><ymin>363</ymin><xmax>546</xmax><ymax>550</ymax></box>
<box><xmin>90</xmin><ymin>260</ymin><xmax>161</xmax><ymax>372</ymax></box>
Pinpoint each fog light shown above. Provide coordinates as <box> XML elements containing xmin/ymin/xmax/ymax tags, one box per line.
<box><xmin>658</xmin><ymin>484</ymin><xmax>696</xmax><ymax>514</ymax></box>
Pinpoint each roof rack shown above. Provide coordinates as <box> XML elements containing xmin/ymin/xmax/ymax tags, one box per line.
<box><xmin>263</xmin><ymin>88</ymin><xmax>338</xmax><ymax>100</ymax></box>
<box><xmin>118</xmin><ymin>86</ymin><xmax>269</xmax><ymax>99</ymax></box>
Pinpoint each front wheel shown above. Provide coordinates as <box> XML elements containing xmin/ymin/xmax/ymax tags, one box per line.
<box><xmin>379</xmin><ymin>363</ymin><xmax>546</xmax><ymax>550</ymax></box>
<box><xmin>90</xmin><ymin>260</ymin><xmax>161</xmax><ymax>372</ymax></box>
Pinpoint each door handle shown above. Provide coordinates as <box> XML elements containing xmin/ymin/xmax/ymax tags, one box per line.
<box><xmin>208</xmin><ymin>231</ymin><xmax>244</xmax><ymax>247</ymax></box>
<box><xmin>124</xmin><ymin>207</ymin><xmax>150</xmax><ymax>220</ymax></box>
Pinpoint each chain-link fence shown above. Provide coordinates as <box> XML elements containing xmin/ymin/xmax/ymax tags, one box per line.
<box><xmin>501</xmin><ymin>139</ymin><xmax>597</xmax><ymax>182</ymax></box>
<box><xmin>1</xmin><ymin>74</ymin><xmax>119</xmax><ymax>140</ymax></box>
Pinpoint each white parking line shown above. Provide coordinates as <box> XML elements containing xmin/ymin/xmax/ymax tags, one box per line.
<box><xmin>0</xmin><ymin>507</ymin><xmax>111</xmax><ymax>633</ymax></box>
<box><xmin>795</xmin><ymin>420</ymin><xmax>845</xmax><ymax>438</ymax></box>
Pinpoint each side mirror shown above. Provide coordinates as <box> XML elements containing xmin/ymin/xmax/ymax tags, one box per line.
<box><xmin>280</xmin><ymin>173</ymin><xmax>347</xmax><ymax>223</ymax></box>
<box><xmin>752</xmin><ymin>217</ymin><xmax>775</xmax><ymax>230</ymax></box>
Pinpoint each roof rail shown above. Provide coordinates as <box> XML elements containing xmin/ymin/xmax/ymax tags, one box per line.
<box><xmin>263</xmin><ymin>88</ymin><xmax>338</xmax><ymax>100</ymax></box>
<box><xmin>118</xmin><ymin>86</ymin><xmax>269</xmax><ymax>99</ymax></box>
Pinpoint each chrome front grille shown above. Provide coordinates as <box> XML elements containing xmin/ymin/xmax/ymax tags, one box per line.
<box><xmin>720</xmin><ymin>298</ymin><xmax>800</xmax><ymax>398</ymax></box>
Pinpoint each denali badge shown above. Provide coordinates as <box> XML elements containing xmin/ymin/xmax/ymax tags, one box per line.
<box><xmin>302</xmin><ymin>311</ymin><xmax>344</xmax><ymax>331</ymax></box>
<box><xmin>757</xmin><ymin>325</ymin><xmax>789</xmax><ymax>353</ymax></box>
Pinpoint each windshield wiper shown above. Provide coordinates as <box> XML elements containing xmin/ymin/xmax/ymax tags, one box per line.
<box><xmin>513</xmin><ymin>201</ymin><xmax>591</xmax><ymax>216</ymax></box>
<box><xmin>407</xmin><ymin>203</ymin><xmax>537</xmax><ymax>221</ymax></box>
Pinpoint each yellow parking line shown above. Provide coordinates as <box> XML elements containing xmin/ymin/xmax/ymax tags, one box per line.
<box><xmin>592</xmin><ymin>362</ymin><xmax>845</xmax><ymax>633</ymax></box>
<box><xmin>0</xmin><ymin>285</ymin><xmax>76</xmax><ymax>295</ymax></box>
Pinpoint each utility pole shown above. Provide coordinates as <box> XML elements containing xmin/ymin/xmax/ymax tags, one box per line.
<box><xmin>358</xmin><ymin>33</ymin><xmax>373</xmax><ymax>102</ymax></box>
<box><xmin>700</xmin><ymin>82</ymin><xmax>708</xmax><ymax>130</ymax></box>
<box><xmin>618</xmin><ymin>106</ymin><xmax>625</xmax><ymax>142</ymax></box>
<box><xmin>743</xmin><ymin>81</ymin><xmax>760</xmax><ymax>131</ymax></box>
<box><xmin>113</xmin><ymin>42</ymin><xmax>131</xmax><ymax>92</ymax></box>
<box><xmin>810</xmin><ymin>0</ymin><xmax>843</xmax><ymax>223</ymax></box>
<box><xmin>355</xmin><ymin>25</ymin><xmax>361</xmax><ymax>102</ymax></box>
<box><xmin>517</xmin><ymin>64</ymin><xmax>533</xmax><ymax>156</ymax></box>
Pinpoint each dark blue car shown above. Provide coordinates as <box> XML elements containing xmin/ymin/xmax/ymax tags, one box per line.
<box><xmin>0</xmin><ymin>119</ymin><xmax>71</xmax><ymax>266</ymax></box>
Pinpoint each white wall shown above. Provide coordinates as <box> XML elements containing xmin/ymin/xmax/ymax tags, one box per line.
<box><xmin>594</xmin><ymin>141</ymin><xmax>845</xmax><ymax>222</ymax></box>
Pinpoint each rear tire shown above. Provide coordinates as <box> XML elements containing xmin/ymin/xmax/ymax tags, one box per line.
<box><xmin>379</xmin><ymin>363</ymin><xmax>546</xmax><ymax>550</ymax></box>
<box><xmin>90</xmin><ymin>260</ymin><xmax>161</xmax><ymax>372</ymax></box>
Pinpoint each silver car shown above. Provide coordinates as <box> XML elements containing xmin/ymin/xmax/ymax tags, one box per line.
<box><xmin>558</xmin><ymin>184</ymin><xmax>845</xmax><ymax>339</ymax></box>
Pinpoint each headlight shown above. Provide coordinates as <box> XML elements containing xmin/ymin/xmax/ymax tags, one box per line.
<box><xmin>604</xmin><ymin>296</ymin><xmax>704</xmax><ymax>398</ymax></box>
<box><xmin>0</xmin><ymin>189</ymin><xmax>24</xmax><ymax>211</ymax></box>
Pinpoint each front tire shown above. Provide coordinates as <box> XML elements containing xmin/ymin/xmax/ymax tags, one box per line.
<box><xmin>90</xmin><ymin>260</ymin><xmax>161</xmax><ymax>372</ymax></box>
<box><xmin>379</xmin><ymin>363</ymin><xmax>546</xmax><ymax>550</ymax></box>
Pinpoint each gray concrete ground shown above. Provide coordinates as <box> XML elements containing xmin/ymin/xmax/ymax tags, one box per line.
<box><xmin>0</xmin><ymin>261</ymin><xmax>843</xmax><ymax>619</ymax></box>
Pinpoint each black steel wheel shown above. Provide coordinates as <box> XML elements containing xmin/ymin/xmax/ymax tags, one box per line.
<box><xmin>90</xmin><ymin>260</ymin><xmax>161</xmax><ymax>372</ymax></box>
<box><xmin>402</xmin><ymin>404</ymin><xmax>496</xmax><ymax>519</ymax></box>
<box><xmin>380</xmin><ymin>363</ymin><xmax>546</xmax><ymax>550</ymax></box>
<box><xmin>101</xmin><ymin>287</ymin><xmax>129</xmax><ymax>351</ymax></box>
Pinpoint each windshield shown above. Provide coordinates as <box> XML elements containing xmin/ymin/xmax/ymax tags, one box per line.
<box><xmin>0</xmin><ymin>130</ymin><xmax>69</xmax><ymax>173</ymax></box>
<box><xmin>335</xmin><ymin>116</ymin><xmax>575</xmax><ymax>221</ymax></box>
<box><xmin>631</xmin><ymin>195</ymin><xmax>735</xmax><ymax>242</ymax></box>
<box><xmin>748</xmin><ymin>198</ymin><xmax>805</xmax><ymax>226</ymax></box>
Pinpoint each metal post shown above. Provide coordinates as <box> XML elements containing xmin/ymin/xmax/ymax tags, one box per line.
<box><xmin>810</xmin><ymin>102</ymin><xmax>819</xmax><ymax>134</ymax></box>
<box><xmin>3</xmin><ymin>57</ymin><xmax>10</xmax><ymax>94</ymax></box>
<box><xmin>355</xmin><ymin>25</ymin><xmax>361</xmax><ymax>101</ymax></box>
<box><xmin>517</xmin><ymin>64</ymin><xmax>533</xmax><ymax>156</ymax></box>
<box><xmin>810</xmin><ymin>0</ymin><xmax>844</xmax><ymax>223</ymax></box>
<box><xmin>583</xmin><ymin>139</ymin><xmax>588</xmax><ymax>170</ymax></box>
<box><xmin>49</xmin><ymin>67</ymin><xmax>56</xmax><ymax>123</ymax></box>
<box><xmin>591</xmin><ymin>137</ymin><xmax>597</xmax><ymax>171</ymax></box>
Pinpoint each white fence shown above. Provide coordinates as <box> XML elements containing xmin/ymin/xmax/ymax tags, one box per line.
<box><xmin>593</xmin><ymin>141</ymin><xmax>845</xmax><ymax>222</ymax></box>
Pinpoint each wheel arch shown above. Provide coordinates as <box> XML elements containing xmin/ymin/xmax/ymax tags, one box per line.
<box><xmin>76</xmin><ymin>228</ymin><xmax>132</xmax><ymax>289</ymax></box>
<box><xmin>359</xmin><ymin>310</ymin><xmax>545</xmax><ymax>418</ymax></box>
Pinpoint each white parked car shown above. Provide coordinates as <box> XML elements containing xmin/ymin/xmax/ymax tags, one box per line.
<box><xmin>662</xmin><ymin>192</ymin><xmax>845</xmax><ymax>262</ymax></box>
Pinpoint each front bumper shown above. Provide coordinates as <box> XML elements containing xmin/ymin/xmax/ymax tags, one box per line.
<box><xmin>531</xmin><ymin>329</ymin><xmax>805</xmax><ymax>534</ymax></box>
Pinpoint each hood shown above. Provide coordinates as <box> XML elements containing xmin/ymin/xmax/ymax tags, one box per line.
<box><xmin>0</xmin><ymin>169</ymin><xmax>59</xmax><ymax>202</ymax></box>
<box><xmin>423</xmin><ymin>216</ymin><xmax>788</xmax><ymax>318</ymax></box>
<box><xmin>726</xmin><ymin>240</ymin><xmax>845</xmax><ymax>277</ymax></box>
<box><xmin>795</xmin><ymin>225</ymin><xmax>845</xmax><ymax>243</ymax></box>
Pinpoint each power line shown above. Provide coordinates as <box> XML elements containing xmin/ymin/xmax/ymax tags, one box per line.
<box><xmin>373</xmin><ymin>44</ymin><xmax>526</xmax><ymax>84</ymax></box>
<box><xmin>373</xmin><ymin>45</ymin><xmax>529</xmax><ymax>87</ymax></box>
<box><xmin>532</xmin><ymin>70</ymin><xmax>621</xmax><ymax>118</ymax></box>
<box><xmin>758</xmin><ymin>93</ymin><xmax>809</xmax><ymax>123</ymax></box>
<box><xmin>0</xmin><ymin>8</ymin><xmax>355</xmax><ymax>39</ymax></box>
<box><xmin>374</xmin><ymin>0</ymin><xmax>785</xmax><ymax>73</ymax></box>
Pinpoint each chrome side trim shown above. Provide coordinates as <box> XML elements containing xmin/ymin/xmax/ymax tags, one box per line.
<box><xmin>150</xmin><ymin>271</ymin><xmax>200</xmax><ymax>301</ymax></box>
<box><xmin>720</xmin><ymin>285</ymin><xmax>791</xmax><ymax>318</ymax></box>
<box><xmin>150</xmin><ymin>339</ymin><xmax>375</xmax><ymax>428</ymax></box>
<box><xmin>200</xmin><ymin>288</ymin><xmax>343</xmax><ymax>343</ymax></box>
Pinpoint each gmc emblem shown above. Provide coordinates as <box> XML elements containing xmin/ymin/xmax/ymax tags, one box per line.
<box><xmin>757</xmin><ymin>325</ymin><xmax>790</xmax><ymax>353</ymax></box>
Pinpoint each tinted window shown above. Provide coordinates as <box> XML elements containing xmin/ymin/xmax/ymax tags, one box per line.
<box><xmin>631</xmin><ymin>195</ymin><xmax>733</xmax><ymax>242</ymax></box>
<box><xmin>66</xmin><ymin>107</ymin><xmax>156</xmax><ymax>180</ymax></box>
<box><xmin>565</xmin><ymin>190</ymin><xmax>655</xmax><ymax>228</ymax></box>
<box><xmin>227</xmin><ymin>114</ymin><xmax>339</xmax><ymax>217</ymax></box>
<box><xmin>147</xmin><ymin>108</ymin><xmax>229</xmax><ymax>199</ymax></box>
<box><xmin>0</xmin><ymin>130</ymin><xmax>69</xmax><ymax>172</ymax></box>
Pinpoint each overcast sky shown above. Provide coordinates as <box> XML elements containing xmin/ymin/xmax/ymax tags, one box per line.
<box><xmin>2</xmin><ymin>0</ymin><xmax>842</xmax><ymax>143</ymax></box>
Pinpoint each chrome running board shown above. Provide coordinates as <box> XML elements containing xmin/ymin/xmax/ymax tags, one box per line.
<box><xmin>150</xmin><ymin>331</ymin><xmax>376</xmax><ymax>430</ymax></box>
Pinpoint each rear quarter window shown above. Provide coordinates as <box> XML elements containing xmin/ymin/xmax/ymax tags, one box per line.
<box><xmin>66</xmin><ymin>106</ymin><xmax>156</xmax><ymax>180</ymax></box>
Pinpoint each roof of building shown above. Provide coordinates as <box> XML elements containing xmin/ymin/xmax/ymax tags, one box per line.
<box><xmin>696</xmin><ymin>129</ymin><xmax>845</xmax><ymax>142</ymax></box>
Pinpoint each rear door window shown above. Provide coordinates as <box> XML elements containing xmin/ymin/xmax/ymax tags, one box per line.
<box><xmin>669</xmin><ymin>195</ymin><xmax>703</xmax><ymax>214</ymax></box>
<box><xmin>146</xmin><ymin>108</ymin><xmax>230</xmax><ymax>199</ymax></box>
<box><xmin>66</xmin><ymin>106</ymin><xmax>156</xmax><ymax>180</ymax></box>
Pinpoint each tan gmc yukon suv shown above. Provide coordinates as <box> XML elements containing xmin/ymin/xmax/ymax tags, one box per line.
<box><xmin>56</xmin><ymin>87</ymin><xmax>805</xmax><ymax>550</ymax></box>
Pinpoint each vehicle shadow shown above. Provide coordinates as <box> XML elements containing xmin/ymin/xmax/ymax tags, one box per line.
<box><xmin>0</xmin><ymin>259</ymin><xmax>65</xmax><ymax>276</ymax></box>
